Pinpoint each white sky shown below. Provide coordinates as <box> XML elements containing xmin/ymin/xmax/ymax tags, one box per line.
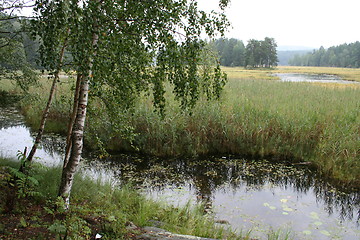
<box><xmin>16</xmin><ymin>0</ymin><xmax>359</xmax><ymax>49</ymax></box>
<box><xmin>198</xmin><ymin>0</ymin><xmax>360</xmax><ymax>49</ymax></box>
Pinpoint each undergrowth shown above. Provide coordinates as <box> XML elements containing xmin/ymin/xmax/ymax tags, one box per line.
<box><xmin>0</xmin><ymin>157</ymin><xmax>244</xmax><ymax>239</ymax></box>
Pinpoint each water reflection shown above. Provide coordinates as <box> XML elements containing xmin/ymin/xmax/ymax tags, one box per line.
<box><xmin>275</xmin><ymin>73</ymin><xmax>360</xmax><ymax>84</ymax></box>
<box><xmin>1</xmin><ymin>106</ymin><xmax>359</xmax><ymax>239</ymax></box>
<box><xmin>91</xmin><ymin>155</ymin><xmax>359</xmax><ymax>239</ymax></box>
<box><xmin>0</xmin><ymin>107</ymin><xmax>25</xmax><ymax>129</ymax></box>
<box><xmin>0</xmin><ymin>106</ymin><xmax>63</xmax><ymax>166</ymax></box>
<box><xmin>94</xmin><ymin>155</ymin><xmax>359</xmax><ymax>222</ymax></box>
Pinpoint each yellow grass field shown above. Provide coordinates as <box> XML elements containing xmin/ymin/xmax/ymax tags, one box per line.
<box><xmin>222</xmin><ymin>66</ymin><xmax>360</xmax><ymax>84</ymax></box>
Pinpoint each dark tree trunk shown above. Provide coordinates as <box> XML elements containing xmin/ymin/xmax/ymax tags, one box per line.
<box><xmin>21</xmin><ymin>31</ymin><xmax>69</xmax><ymax>172</ymax></box>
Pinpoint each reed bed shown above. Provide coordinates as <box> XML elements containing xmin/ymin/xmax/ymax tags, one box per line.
<box><xmin>3</xmin><ymin>67</ymin><xmax>359</xmax><ymax>187</ymax></box>
<box><xmin>117</xmin><ymin>77</ymin><xmax>359</xmax><ymax>186</ymax></box>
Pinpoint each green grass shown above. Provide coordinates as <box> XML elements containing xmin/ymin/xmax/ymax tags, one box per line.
<box><xmin>110</xmin><ymin>76</ymin><xmax>359</xmax><ymax>187</ymax></box>
<box><xmin>0</xmin><ymin>157</ymin><xmax>244</xmax><ymax>239</ymax></box>
<box><xmin>1</xmin><ymin>67</ymin><xmax>359</xmax><ymax>187</ymax></box>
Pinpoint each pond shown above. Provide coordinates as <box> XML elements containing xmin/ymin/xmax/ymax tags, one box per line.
<box><xmin>0</xmin><ymin>106</ymin><xmax>359</xmax><ymax>239</ymax></box>
<box><xmin>274</xmin><ymin>73</ymin><xmax>360</xmax><ymax>84</ymax></box>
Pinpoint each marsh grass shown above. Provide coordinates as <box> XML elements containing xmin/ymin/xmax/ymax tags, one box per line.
<box><xmin>274</xmin><ymin>66</ymin><xmax>360</xmax><ymax>82</ymax></box>
<box><xmin>4</xmin><ymin>74</ymin><xmax>76</xmax><ymax>134</ymax></box>
<box><xmin>118</xmin><ymin>69</ymin><xmax>360</xmax><ymax>186</ymax></box>
<box><xmin>1</xmin><ymin>67</ymin><xmax>359</xmax><ymax>186</ymax></box>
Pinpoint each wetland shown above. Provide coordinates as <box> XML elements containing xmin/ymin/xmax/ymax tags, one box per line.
<box><xmin>1</xmin><ymin>105</ymin><xmax>359</xmax><ymax>239</ymax></box>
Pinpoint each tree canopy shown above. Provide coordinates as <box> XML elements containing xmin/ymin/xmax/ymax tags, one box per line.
<box><xmin>211</xmin><ymin>37</ymin><xmax>278</xmax><ymax>68</ymax></box>
<box><xmin>211</xmin><ymin>38</ymin><xmax>245</xmax><ymax>67</ymax></box>
<box><xmin>0</xmin><ymin>1</ymin><xmax>38</xmax><ymax>90</ymax></box>
<box><xmin>30</xmin><ymin>0</ymin><xmax>230</xmax><ymax>206</ymax></box>
<box><xmin>245</xmin><ymin>37</ymin><xmax>278</xmax><ymax>68</ymax></box>
<box><xmin>289</xmin><ymin>42</ymin><xmax>360</xmax><ymax>68</ymax></box>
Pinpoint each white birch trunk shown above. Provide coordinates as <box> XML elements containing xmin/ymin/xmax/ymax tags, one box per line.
<box><xmin>62</xmin><ymin>73</ymin><xmax>82</xmax><ymax>169</ymax></box>
<box><xmin>58</xmin><ymin>23</ymin><xmax>99</xmax><ymax>208</ymax></box>
<box><xmin>58</xmin><ymin>73</ymin><xmax>90</xmax><ymax>206</ymax></box>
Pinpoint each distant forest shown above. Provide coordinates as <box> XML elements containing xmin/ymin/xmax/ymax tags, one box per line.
<box><xmin>288</xmin><ymin>42</ymin><xmax>360</xmax><ymax>68</ymax></box>
<box><xmin>277</xmin><ymin>50</ymin><xmax>310</xmax><ymax>66</ymax></box>
<box><xmin>211</xmin><ymin>37</ymin><xmax>278</xmax><ymax>68</ymax></box>
<box><xmin>0</xmin><ymin>14</ymin><xmax>40</xmax><ymax>69</ymax></box>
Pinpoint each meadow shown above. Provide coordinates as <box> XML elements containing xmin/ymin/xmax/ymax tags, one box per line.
<box><xmin>2</xmin><ymin>66</ymin><xmax>359</xmax><ymax>188</ymax></box>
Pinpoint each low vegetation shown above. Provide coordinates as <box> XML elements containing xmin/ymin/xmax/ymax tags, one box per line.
<box><xmin>0</xmin><ymin>157</ymin><xmax>243</xmax><ymax>239</ymax></box>
<box><xmin>1</xmin><ymin>66</ymin><xmax>358</xmax><ymax>239</ymax></box>
<box><xmin>2</xmin><ymin>67</ymin><xmax>359</xmax><ymax>189</ymax></box>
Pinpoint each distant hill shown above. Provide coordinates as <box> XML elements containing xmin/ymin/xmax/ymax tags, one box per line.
<box><xmin>277</xmin><ymin>50</ymin><xmax>311</xmax><ymax>66</ymax></box>
<box><xmin>277</xmin><ymin>46</ymin><xmax>314</xmax><ymax>51</ymax></box>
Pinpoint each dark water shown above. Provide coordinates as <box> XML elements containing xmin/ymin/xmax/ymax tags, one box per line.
<box><xmin>274</xmin><ymin>73</ymin><xmax>360</xmax><ymax>84</ymax></box>
<box><xmin>0</xmin><ymin>106</ymin><xmax>359</xmax><ymax>239</ymax></box>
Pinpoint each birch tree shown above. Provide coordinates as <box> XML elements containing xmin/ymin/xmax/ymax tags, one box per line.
<box><xmin>32</xmin><ymin>0</ymin><xmax>230</xmax><ymax>208</ymax></box>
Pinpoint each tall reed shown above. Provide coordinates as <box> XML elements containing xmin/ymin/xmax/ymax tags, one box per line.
<box><xmin>3</xmin><ymin>68</ymin><xmax>359</xmax><ymax>186</ymax></box>
<box><xmin>109</xmin><ymin>77</ymin><xmax>360</xmax><ymax>186</ymax></box>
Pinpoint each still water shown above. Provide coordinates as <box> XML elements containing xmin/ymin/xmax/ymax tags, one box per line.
<box><xmin>0</xmin><ymin>106</ymin><xmax>359</xmax><ymax>239</ymax></box>
<box><xmin>274</xmin><ymin>73</ymin><xmax>360</xmax><ymax>84</ymax></box>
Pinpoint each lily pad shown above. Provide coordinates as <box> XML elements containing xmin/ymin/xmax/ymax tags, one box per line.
<box><xmin>282</xmin><ymin>212</ymin><xmax>289</xmax><ymax>215</ymax></box>
<box><xmin>310</xmin><ymin>212</ymin><xmax>320</xmax><ymax>220</ymax></box>
<box><xmin>302</xmin><ymin>230</ymin><xmax>312</xmax><ymax>235</ymax></box>
<box><xmin>320</xmin><ymin>230</ymin><xmax>331</xmax><ymax>236</ymax></box>
<box><xmin>263</xmin><ymin>202</ymin><xmax>276</xmax><ymax>210</ymax></box>
<box><xmin>314</xmin><ymin>221</ymin><xmax>323</xmax><ymax>226</ymax></box>
<box><xmin>283</xmin><ymin>207</ymin><xmax>294</xmax><ymax>212</ymax></box>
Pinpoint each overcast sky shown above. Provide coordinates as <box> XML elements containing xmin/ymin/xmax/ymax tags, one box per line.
<box><xmin>198</xmin><ymin>0</ymin><xmax>359</xmax><ymax>49</ymax></box>
<box><xmin>17</xmin><ymin>0</ymin><xmax>359</xmax><ymax>49</ymax></box>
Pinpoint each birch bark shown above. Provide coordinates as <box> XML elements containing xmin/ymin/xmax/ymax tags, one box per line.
<box><xmin>58</xmin><ymin>24</ymin><xmax>99</xmax><ymax>207</ymax></box>
<box><xmin>62</xmin><ymin>73</ymin><xmax>82</xmax><ymax>169</ymax></box>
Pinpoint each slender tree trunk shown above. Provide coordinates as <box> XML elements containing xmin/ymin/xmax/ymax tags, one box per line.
<box><xmin>58</xmin><ymin>27</ymin><xmax>99</xmax><ymax>207</ymax></box>
<box><xmin>58</xmin><ymin>72</ymin><xmax>90</xmax><ymax>206</ymax></box>
<box><xmin>21</xmin><ymin>30</ymin><xmax>69</xmax><ymax>171</ymax></box>
<box><xmin>63</xmin><ymin>73</ymin><xmax>82</xmax><ymax>168</ymax></box>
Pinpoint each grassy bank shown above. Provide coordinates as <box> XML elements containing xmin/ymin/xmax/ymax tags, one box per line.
<box><xmin>1</xmin><ymin>67</ymin><xmax>359</xmax><ymax>187</ymax></box>
<box><xmin>0</xmin><ymin>157</ymin><xmax>244</xmax><ymax>239</ymax></box>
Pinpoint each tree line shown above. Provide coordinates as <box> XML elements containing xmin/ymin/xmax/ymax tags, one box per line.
<box><xmin>289</xmin><ymin>42</ymin><xmax>360</xmax><ymax>68</ymax></box>
<box><xmin>211</xmin><ymin>37</ymin><xmax>278</xmax><ymax>68</ymax></box>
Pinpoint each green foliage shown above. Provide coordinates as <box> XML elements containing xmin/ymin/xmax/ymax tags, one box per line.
<box><xmin>48</xmin><ymin>220</ymin><xmax>67</xmax><ymax>239</ymax></box>
<box><xmin>8</xmin><ymin>151</ymin><xmax>43</xmax><ymax>199</ymax></box>
<box><xmin>245</xmin><ymin>37</ymin><xmax>278</xmax><ymax>68</ymax></box>
<box><xmin>267</xmin><ymin>228</ymin><xmax>293</xmax><ymax>240</ymax></box>
<box><xmin>289</xmin><ymin>41</ymin><xmax>360</xmax><ymax>68</ymax></box>
<box><xmin>0</xmin><ymin>5</ymin><xmax>39</xmax><ymax>91</ymax></box>
<box><xmin>211</xmin><ymin>38</ymin><xmax>246</xmax><ymax>66</ymax></box>
<box><xmin>32</xmin><ymin>0</ymin><xmax>229</xmax><ymax>115</ymax></box>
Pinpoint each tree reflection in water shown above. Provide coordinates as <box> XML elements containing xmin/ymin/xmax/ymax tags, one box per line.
<box><xmin>94</xmin><ymin>154</ymin><xmax>359</xmax><ymax>224</ymax></box>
